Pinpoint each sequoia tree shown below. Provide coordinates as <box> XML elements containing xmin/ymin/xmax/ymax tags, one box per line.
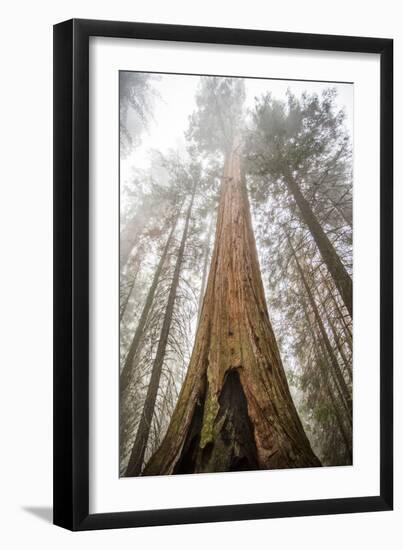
<box><xmin>143</xmin><ymin>78</ymin><xmax>320</xmax><ymax>475</ymax></box>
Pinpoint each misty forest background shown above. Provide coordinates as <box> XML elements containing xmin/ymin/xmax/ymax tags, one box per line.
<box><xmin>119</xmin><ymin>72</ymin><xmax>353</xmax><ymax>477</ymax></box>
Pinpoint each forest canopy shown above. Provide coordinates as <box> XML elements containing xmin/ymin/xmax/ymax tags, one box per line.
<box><xmin>119</xmin><ymin>72</ymin><xmax>353</xmax><ymax>476</ymax></box>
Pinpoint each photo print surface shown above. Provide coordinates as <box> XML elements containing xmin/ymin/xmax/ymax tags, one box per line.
<box><xmin>119</xmin><ymin>72</ymin><xmax>353</xmax><ymax>477</ymax></box>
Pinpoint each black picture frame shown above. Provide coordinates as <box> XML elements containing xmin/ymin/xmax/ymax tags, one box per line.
<box><xmin>53</xmin><ymin>18</ymin><xmax>393</xmax><ymax>531</ymax></box>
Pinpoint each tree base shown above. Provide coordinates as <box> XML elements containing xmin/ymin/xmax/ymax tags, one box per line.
<box><xmin>174</xmin><ymin>370</ymin><xmax>259</xmax><ymax>474</ymax></box>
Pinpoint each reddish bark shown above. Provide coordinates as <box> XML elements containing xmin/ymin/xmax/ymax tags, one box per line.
<box><xmin>144</xmin><ymin>146</ymin><xmax>320</xmax><ymax>475</ymax></box>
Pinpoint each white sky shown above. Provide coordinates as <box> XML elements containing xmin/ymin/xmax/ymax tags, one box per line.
<box><xmin>121</xmin><ymin>72</ymin><xmax>353</xmax><ymax>182</ymax></box>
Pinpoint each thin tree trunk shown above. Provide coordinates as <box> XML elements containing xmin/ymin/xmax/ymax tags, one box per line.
<box><xmin>323</xmin><ymin>307</ymin><xmax>352</xmax><ymax>384</ymax></box>
<box><xmin>284</xmin><ymin>170</ymin><xmax>353</xmax><ymax>317</ymax></box>
<box><xmin>120</xmin><ymin>213</ymin><xmax>149</xmax><ymax>270</ymax></box>
<box><xmin>125</xmin><ymin>187</ymin><xmax>196</xmax><ymax>476</ymax></box>
<box><xmin>144</xmin><ymin>145</ymin><xmax>320</xmax><ymax>476</ymax></box>
<box><xmin>301</xmin><ymin>298</ymin><xmax>352</xmax><ymax>460</ymax></box>
<box><xmin>197</xmin><ymin>213</ymin><xmax>214</xmax><ymax>323</ymax></box>
<box><xmin>287</xmin><ymin>235</ymin><xmax>352</xmax><ymax>425</ymax></box>
<box><xmin>318</xmin><ymin>353</ymin><xmax>352</xmax><ymax>461</ymax></box>
<box><xmin>322</xmin><ymin>271</ymin><xmax>352</xmax><ymax>349</ymax></box>
<box><xmin>326</xmin><ymin>191</ymin><xmax>352</xmax><ymax>228</ymax></box>
<box><xmin>120</xmin><ymin>251</ymin><xmax>142</xmax><ymax>322</ymax></box>
<box><xmin>312</xmin><ymin>330</ymin><xmax>352</xmax><ymax>460</ymax></box>
<box><xmin>120</xmin><ymin>210</ymin><xmax>181</xmax><ymax>394</ymax></box>
<box><xmin>315</xmin><ymin>266</ymin><xmax>352</xmax><ymax>383</ymax></box>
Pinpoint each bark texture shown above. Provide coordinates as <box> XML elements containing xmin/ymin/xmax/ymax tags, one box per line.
<box><xmin>144</xmin><ymin>147</ymin><xmax>320</xmax><ymax>475</ymax></box>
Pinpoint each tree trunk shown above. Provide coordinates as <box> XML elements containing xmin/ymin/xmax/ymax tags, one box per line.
<box><xmin>144</xmin><ymin>146</ymin><xmax>320</xmax><ymax>476</ymax></box>
<box><xmin>120</xmin><ymin>213</ymin><xmax>149</xmax><ymax>270</ymax></box>
<box><xmin>287</xmin><ymin>236</ymin><xmax>352</xmax><ymax>425</ymax></box>
<box><xmin>317</xmin><ymin>351</ymin><xmax>352</xmax><ymax>461</ymax></box>
<box><xmin>125</xmin><ymin>188</ymin><xmax>196</xmax><ymax>476</ymax></box>
<box><xmin>300</xmin><ymin>298</ymin><xmax>352</xmax><ymax>460</ymax></box>
<box><xmin>120</xmin><ymin>250</ymin><xmax>143</xmax><ymax>322</ymax></box>
<box><xmin>326</xmin><ymin>191</ymin><xmax>352</xmax><ymax>229</ymax></box>
<box><xmin>323</xmin><ymin>307</ymin><xmax>352</xmax><ymax>384</ymax></box>
<box><xmin>284</xmin><ymin>170</ymin><xmax>353</xmax><ymax>317</ymax></box>
<box><xmin>197</xmin><ymin>213</ymin><xmax>214</xmax><ymax>323</ymax></box>
<box><xmin>120</xmin><ymin>211</ymin><xmax>182</xmax><ymax>394</ymax></box>
<box><xmin>322</xmin><ymin>271</ymin><xmax>352</xmax><ymax>349</ymax></box>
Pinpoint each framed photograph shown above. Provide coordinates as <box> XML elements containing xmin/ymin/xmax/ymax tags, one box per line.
<box><xmin>53</xmin><ymin>19</ymin><xmax>393</xmax><ymax>530</ymax></box>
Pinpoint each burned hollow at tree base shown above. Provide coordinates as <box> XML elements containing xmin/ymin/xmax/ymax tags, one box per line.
<box><xmin>173</xmin><ymin>370</ymin><xmax>259</xmax><ymax>474</ymax></box>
